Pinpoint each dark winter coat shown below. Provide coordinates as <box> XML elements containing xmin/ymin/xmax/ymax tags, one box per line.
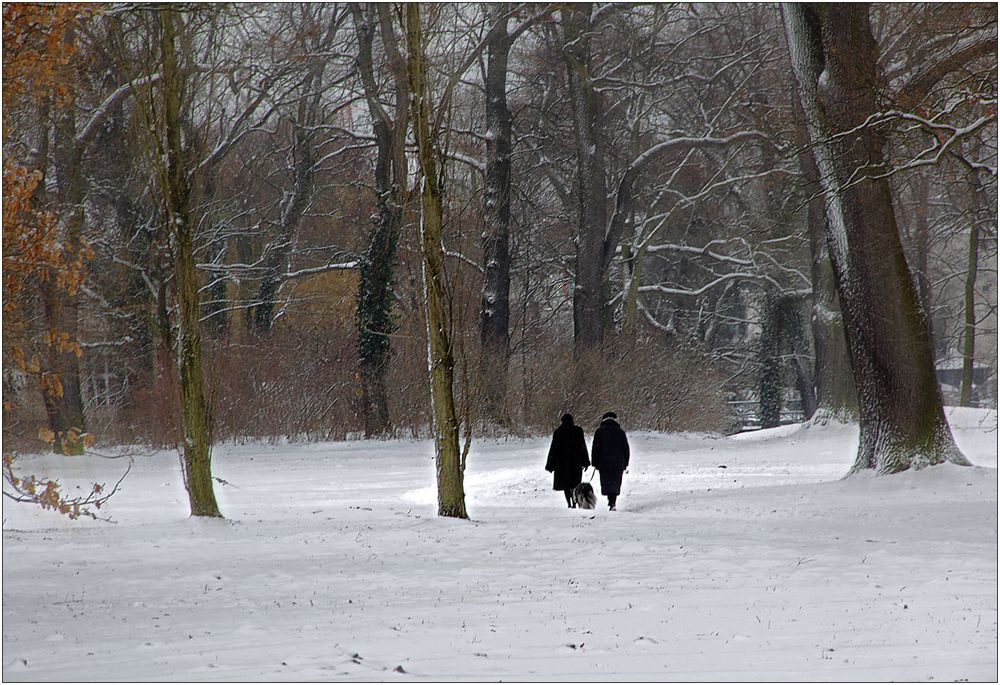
<box><xmin>545</xmin><ymin>421</ymin><xmax>590</xmax><ymax>490</ymax></box>
<box><xmin>591</xmin><ymin>417</ymin><xmax>630</xmax><ymax>496</ymax></box>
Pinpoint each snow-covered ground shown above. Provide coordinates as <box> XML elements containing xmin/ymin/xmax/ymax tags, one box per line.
<box><xmin>3</xmin><ymin>408</ymin><xmax>997</xmax><ymax>681</ymax></box>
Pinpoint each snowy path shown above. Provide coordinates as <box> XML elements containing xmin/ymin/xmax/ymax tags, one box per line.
<box><xmin>3</xmin><ymin>409</ymin><xmax>997</xmax><ymax>681</ymax></box>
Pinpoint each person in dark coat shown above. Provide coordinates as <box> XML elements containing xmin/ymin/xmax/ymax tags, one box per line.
<box><xmin>591</xmin><ymin>411</ymin><xmax>630</xmax><ymax>510</ymax></box>
<box><xmin>545</xmin><ymin>413</ymin><xmax>590</xmax><ymax>507</ymax></box>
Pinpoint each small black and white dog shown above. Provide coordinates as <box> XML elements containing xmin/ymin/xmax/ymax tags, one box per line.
<box><xmin>572</xmin><ymin>482</ymin><xmax>597</xmax><ymax>510</ymax></box>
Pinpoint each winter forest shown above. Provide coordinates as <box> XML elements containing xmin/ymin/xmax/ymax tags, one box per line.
<box><xmin>3</xmin><ymin>2</ymin><xmax>998</xmax><ymax>682</ymax></box>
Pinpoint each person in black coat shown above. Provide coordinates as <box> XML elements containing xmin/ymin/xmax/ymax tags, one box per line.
<box><xmin>591</xmin><ymin>411</ymin><xmax>630</xmax><ymax>510</ymax></box>
<box><xmin>545</xmin><ymin>413</ymin><xmax>590</xmax><ymax>507</ymax></box>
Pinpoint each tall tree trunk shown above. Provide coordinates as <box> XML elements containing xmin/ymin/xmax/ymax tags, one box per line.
<box><xmin>405</xmin><ymin>3</ymin><xmax>467</xmax><ymax>519</ymax></box>
<box><xmin>758</xmin><ymin>294</ymin><xmax>815</xmax><ymax>426</ymax></box>
<box><xmin>959</xmin><ymin>172</ymin><xmax>982</xmax><ymax>407</ymax></box>
<box><xmin>478</xmin><ymin>3</ymin><xmax>513</xmax><ymax>425</ymax></box>
<box><xmin>562</xmin><ymin>4</ymin><xmax>609</xmax><ymax>356</ymax></box>
<box><xmin>789</xmin><ymin>297</ymin><xmax>818</xmax><ymax>420</ymax></box>
<box><xmin>783</xmin><ymin>3</ymin><xmax>967</xmax><ymax>474</ymax></box>
<box><xmin>352</xmin><ymin>3</ymin><xmax>407</xmax><ymax>437</ymax></box>
<box><xmin>158</xmin><ymin>9</ymin><xmax>221</xmax><ymax>517</ymax></box>
<box><xmin>797</xmin><ymin>131</ymin><xmax>856</xmax><ymax>416</ymax></box>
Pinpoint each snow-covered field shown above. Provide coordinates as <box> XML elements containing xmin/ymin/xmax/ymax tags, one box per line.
<box><xmin>3</xmin><ymin>408</ymin><xmax>997</xmax><ymax>681</ymax></box>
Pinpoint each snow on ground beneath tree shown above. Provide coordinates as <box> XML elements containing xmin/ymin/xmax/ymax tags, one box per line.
<box><xmin>3</xmin><ymin>409</ymin><xmax>997</xmax><ymax>681</ymax></box>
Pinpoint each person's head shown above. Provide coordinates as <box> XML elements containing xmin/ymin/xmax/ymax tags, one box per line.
<box><xmin>561</xmin><ymin>413</ymin><xmax>574</xmax><ymax>426</ymax></box>
<box><xmin>601</xmin><ymin>411</ymin><xmax>618</xmax><ymax>422</ymax></box>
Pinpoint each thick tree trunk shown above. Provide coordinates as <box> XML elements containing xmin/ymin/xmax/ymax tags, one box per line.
<box><xmin>478</xmin><ymin>3</ymin><xmax>513</xmax><ymax>425</ymax></box>
<box><xmin>405</xmin><ymin>3</ymin><xmax>467</xmax><ymax>519</ymax></box>
<box><xmin>808</xmin><ymin>225</ymin><xmax>855</xmax><ymax>416</ymax></box>
<box><xmin>562</xmin><ymin>4</ymin><xmax>609</xmax><ymax>355</ymax></box>
<box><xmin>158</xmin><ymin>9</ymin><xmax>221</xmax><ymax>517</ymax></box>
<box><xmin>783</xmin><ymin>3</ymin><xmax>967</xmax><ymax>474</ymax></box>
<box><xmin>798</xmin><ymin>136</ymin><xmax>855</xmax><ymax>416</ymax></box>
<box><xmin>352</xmin><ymin>3</ymin><xmax>407</xmax><ymax>437</ymax></box>
<box><xmin>758</xmin><ymin>293</ymin><xmax>816</xmax><ymax>427</ymax></box>
<box><xmin>356</xmin><ymin>181</ymin><xmax>399</xmax><ymax>437</ymax></box>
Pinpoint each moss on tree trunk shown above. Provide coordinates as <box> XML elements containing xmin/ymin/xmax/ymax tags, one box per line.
<box><xmin>405</xmin><ymin>3</ymin><xmax>468</xmax><ymax>519</ymax></box>
<box><xmin>158</xmin><ymin>8</ymin><xmax>221</xmax><ymax>517</ymax></box>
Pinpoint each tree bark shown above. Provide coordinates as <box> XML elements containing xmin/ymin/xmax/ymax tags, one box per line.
<box><xmin>783</xmin><ymin>3</ymin><xmax>967</xmax><ymax>474</ymax></box>
<box><xmin>352</xmin><ymin>3</ymin><xmax>407</xmax><ymax>437</ymax></box>
<box><xmin>153</xmin><ymin>263</ymin><xmax>181</xmax><ymax>444</ymax></box>
<box><xmin>620</xmin><ymin>117</ymin><xmax>643</xmax><ymax>336</ymax></box>
<box><xmin>758</xmin><ymin>293</ymin><xmax>815</xmax><ymax>427</ymax></box>
<box><xmin>789</xmin><ymin>297</ymin><xmax>818</xmax><ymax>421</ymax></box>
<box><xmin>478</xmin><ymin>3</ymin><xmax>514</xmax><ymax>425</ymax></box>
<box><xmin>797</xmin><ymin>129</ymin><xmax>856</xmax><ymax>417</ymax></box>
<box><xmin>562</xmin><ymin>4</ymin><xmax>609</xmax><ymax>355</ymax></box>
<box><xmin>158</xmin><ymin>8</ymin><xmax>221</xmax><ymax>517</ymax></box>
<box><xmin>758</xmin><ymin>293</ymin><xmax>783</xmax><ymax>430</ymax></box>
<box><xmin>910</xmin><ymin>175</ymin><xmax>933</xmax><ymax>315</ymax></box>
<box><xmin>959</xmin><ymin>172</ymin><xmax>982</xmax><ymax>407</ymax></box>
<box><xmin>405</xmin><ymin>3</ymin><xmax>468</xmax><ymax>519</ymax></box>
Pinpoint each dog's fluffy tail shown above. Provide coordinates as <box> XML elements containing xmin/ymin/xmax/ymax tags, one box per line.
<box><xmin>574</xmin><ymin>483</ymin><xmax>597</xmax><ymax>510</ymax></box>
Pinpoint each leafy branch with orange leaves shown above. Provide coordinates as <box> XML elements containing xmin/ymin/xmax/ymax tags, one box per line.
<box><xmin>3</xmin><ymin>3</ymin><xmax>122</xmax><ymax>519</ymax></box>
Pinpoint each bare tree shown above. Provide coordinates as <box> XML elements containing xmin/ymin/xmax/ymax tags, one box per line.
<box><xmin>783</xmin><ymin>3</ymin><xmax>969</xmax><ymax>474</ymax></box>
<box><xmin>150</xmin><ymin>7</ymin><xmax>222</xmax><ymax>516</ymax></box>
<box><xmin>478</xmin><ymin>2</ymin><xmax>515</xmax><ymax>425</ymax></box>
<box><xmin>352</xmin><ymin>2</ymin><xmax>409</xmax><ymax>437</ymax></box>
<box><xmin>404</xmin><ymin>3</ymin><xmax>468</xmax><ymax>518</ymax></box>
